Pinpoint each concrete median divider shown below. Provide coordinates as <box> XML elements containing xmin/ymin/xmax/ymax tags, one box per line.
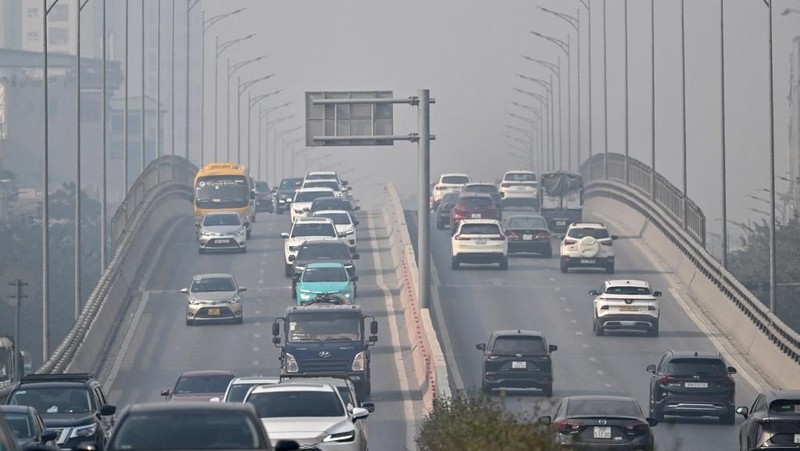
<box><xmin>382</xmin><ymin>182</ymin><xmax>450</xmax><ymax>412</ymax></box>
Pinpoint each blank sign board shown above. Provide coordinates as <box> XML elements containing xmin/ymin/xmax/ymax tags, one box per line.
<box><xmin>305</xmin><ymin>91</ymin><xmax>394</xmax><ymax>146</ymax></box>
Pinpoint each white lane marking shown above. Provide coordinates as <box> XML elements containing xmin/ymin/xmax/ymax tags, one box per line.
<box><xmin>253</xmin><ymin>347</ymin><xmax>259</xmax><ymax>352</ymax></box>
<box><xmin>569</xmin><ymin>319</ymin><xmax>577</xmax><ymax>324</ymax></box>
<box><xmin>582</xmin><ymin>344</ymin><xmax>590</xmax><ymax>348</ymax></box>
<box><xmin>429</xmin><ymin>249</ymin><xmax>466</xmax><ymax>390</ymax></box>
<box><xmin>254</xmin><ymin>333</ymin><xmax>260</xmax><ymax>338</ymax></box>
<box><xmin>554</xmin><ymin>286</ymin><xmax>562</xmax><ymax>292</ymax></box>
<box><xmin>605</xmin><ymin>383</ymin><xmax>613</xmax><ymax>388</ymax></box>
<box><xmin>575</xmin><ymin>331</ymin><xmax>584</xmax><ymax>336</ymax></box>
<box><xmin>596</xmin><ymin>370</ymin><xmax>605</xmax><ymax>375</ymax></box>
<box><xmin>258</xmin><ymin>279</ymin><xmax>264</xmax><ymax>285</ymax></box>
<box><xmin>252</xmin><ymin>360</ymin><xmax>259</xmax><ymax>366</ymax></box>
<box><xmin>561</xmin><ymin>297</ymin><xmax>567</xmax><ymax>302</ymax></box>
<box><xmin>670</xmin><ymin>288</ymin><xmax>764</xmax><ymax>391</ymax></box>
<box><xmin>589</xmin><ymin>357</ymin><xmax>597</xmax><ymax>363</ymax></box>
<box><xmin>565</xmin><ymin>307</ymin><xmax>572</xmax><ymax>312</ymax></box>
<box><xmin>368</xmin><ymin>214</ymin><xmax>416</xmax><ymax>451</ymax></box>
<box><xmin>255</xmin><ymin>310</ymin><xmax>262</xmax><ymax>315</ymax></box>
<box><xmin>549</xmin><ymin>277</ymin><xmax>556</xmax><ymax>282</ymax></box>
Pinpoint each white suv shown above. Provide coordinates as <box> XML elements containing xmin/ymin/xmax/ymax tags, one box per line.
<box><xmin>431</xmin><ymin>173</ymin><xmax>471</xmax><ymax>209</ymax></box>
<box><xmin>590</xmin><ymin>279</ymin><xmax>662</xmax><ymax>336</ymax></box>
<box><xmin>291</xmin><ymin>187</ymin><xmax>336</xmax><ymax>222</ymax></box>
<box><xmin>281</xmin><ymin>217</ymin><xmax>340</xmax><ymax>277</ymax></box>
<box><xmin>498</xmin><ymin>170</ymin><xmax>538</xmax><ymax>208</ymax></box>
<box><xmin>559</xmin><ymin>222</ymin><xmax>617</xmax><ymax>273</ymax></box>
<box><xmin>451</xmin><ymin>219</ymin><xmax>508</xmax><ymax>270</ymax></box>
<box><xmin>244</xmin><ymin>383</ymin><xmax>369</xmax><ymax>451</ymax></box>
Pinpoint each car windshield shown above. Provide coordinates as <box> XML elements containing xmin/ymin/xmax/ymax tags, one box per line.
<box><xmin>505</xmin><ymin>173</ymin><xmax>537</xmax><ymax>182</ymax></box>
<box><xmin>9</xmin><ymin>388</ymin><xmax>92</xmax><ymax>415</ymax></box>
<box><xmin>2</xmin><ymin>413</ymin><xmax>32</xmax><ymax>440</ymax></box>
<box><xmin>247</xmin><ymin>390</ymin><xmax>344</xmax><ymax>418</ymax></box>
<box><xmin>291</xmin><ymin>223</ymin><xmax>336</xmax><ymax>238</ymax></box>
<box><xmin>769</xmin><ymin>399</ymin><xmax>800</xmax><ymax>414</ymax></box>
<box><xmin>566</xmin><ymin>399</ymin><xmax>641</xmax><ymax>417</ymax></box>
<box><xmin>303</xmin><ymin>266</ymin><xmax>348</xmax><ymax>283</ymax></box>
<box><xmin>226</xmin><ymin>382</ymin><xmax>276</xmax><ymax>403</ymax></box>
<box><xmin>191</xmin><ymin>277</ymin><xmax>235</xmax><ymax>292</ymax></box>
<box><xmin>111</xmin><ymin>411</ymin><xmax>264</xmax><ymax>450</ymax></box>
<box><xmin>441</xmin><ymin>175</ymin><xmax>470</xmax><ymax>184</ymax></box>
<box><xmin>175</xmin><ymin>375</ymin><xmax>234</xmax><ymax>394</ymax></box>
<box><xmin>464</xmin><ymin>185</ymin><xmax>498</xmax><ymax>194</ymax></box>
<box><xmin>304</xmin><ymin>181</ymin><xmax>340</xmax><ymax>191</ymax></box>
<box><xmin>507</xmin><ymin>217</ymin><xmax>548</xmax><ymax>229</ymax></box>
<box><xmin>459</xmin><ymin>224</ymin><xmax>501</xmax><ymax>235</ymax></box>
<box><xmin>567</xmin><ymin>227</ymin><xmax>610</xmax><ymax>239</ymax></box>
<box><xmin>605</xmin><ymin>286</ymin><xmax>651</xmax><ymax>295</ymax></box>
<box><xmin>255</xmin><ymin>182</ymin><xmax>269</xmax><ymax>192</ymax></box>
<box><xmin>295</xmin><ymin>191</ymin><xmax>333</xmax><ymax>202</ymax></box>
<box><xmin>491</xmin><ymin>336</ymin><xmax>545</xmax><ymax>354</ymax></box>
<box><xmin>312</xmin><ymin>198</ymin><xmax>352</xmax><ymax>211</ymax></box>
<box><xmin>458</xmin><ymin>197</ymin><xmax>494</xmax><ymax>208</ymax></box>
<box><xmin>279</xmin><ymin>178</ymin><xmax>303</xmax><ymax>190</ymax></box>
<box><xmin>666</xmin><ymin>358</ymin><xmax>728</xmax><ymax>377</ymax></box>
<box><xmin>203</xmin><ymin>214</ymin><xmax>241</xmax><ymax>227</ymax></box>
<box><xmin>315</xmin><ymin>212</ymin><xmax>351</xmax><ymax>225</ymax></box>
<box><xmin>297</xmin><ymin>244</ymin><xmax>352</xmax><ymax>260</ymax></box>
<box><xmin>287</xmin><ymin>313</ymin><xmax>362</xmax><ymax>342</ymax></box>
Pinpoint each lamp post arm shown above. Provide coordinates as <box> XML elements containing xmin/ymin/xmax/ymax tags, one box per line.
<box><xmin>539</xmin><ymin>6</ymin><xmax>579</xmax><ymax>31</ymax></box>
<box><xmin>204</xmin><ymin>8</ymin><xmax>245</xmax><ymax>32</ymax></box>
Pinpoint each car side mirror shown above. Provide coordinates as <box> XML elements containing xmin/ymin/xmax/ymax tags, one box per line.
<box><xmin>288</xmin><ymin>255</ymin><xmax>295</xmax><ymax>262</ymax></box>
<box><xmin>42</xmin><ymin>429</ymin><xmax>59</xmax><ymax>442</ymax></box>
<box><xmin>728</xmin><ymin>366</ymin><xmax>737</xmax><ymax>374</ymax></box>
<box><xmin>272</xmin><ymin>321</ymin><xmax>280</xmax><ymax>336</ymax></box>
<box><xmin>281</xmin><ymin>232</ymin><xmax>290</xmax><ymax>239</ymax></box>
<box><xmin>499</xmin><ymin>192</ymin><xmax>505</xmax><ymax>198</ymax></box>
<box><xmin>250</xmin><ymin>191</ymin><xmax>256</xmax><ymax>200</ymax></box>
<box><xmin>160</xmin><ymin>389</ymin><xmax>171</xmax><ymax>397</ymax></box>
<box><xmin>736</xmin><ymin>406</ymin><xmax>749</xmax><ymax>419</ymax></box>
<box><xmin>351</xmin><ymin>407</ymin><xmax>369</xmax><ymax>420</ymax></box>
<box><xmin>99</xmin><ymin>405</ymin><xmax>116</xmax><ymax>416</ymax></box>
<box><xmin>369</xmin><ymin>335</ymin><xmax>378</xmax><ymax>344</ymax></box>
<box><xmin>611</xmin><ymin>235</ymin><xmax>619</xmax><ymax>240</ymax></box>
<box><xmin>653</xmin><ymin>291</ymin><xmax>662</xmax><ymax>297</ymax></box>
<box><xmin>370</xmin><ymin>320</ymin><xmax>378</xmax><ymax>335</ymax></box>
<box><xmin>646</xmin><ymin>364</ymin><xmax>657</xmax><ymax>373</ymax></box>
<box><xmin>354</xmin><ymin>206</ymin><xmax>361</xmax><ymax>211</ymax></box>
<box><xmin>476</xmin><ymin>343</ymin><xmax>486</xmax><ymax>351</ymax></box>
<box><xmin>351</xmin><ymin>276</ymin><xmax>359</xmax><ymax>282</ymax></box>
<box><xmin>646</xmin><ymin>417</ymin><xmax>658</xmax><ymax>427</ymax></box>
<box><xmin>238</xmin><ymin>287</ymin><xmax>247</xmax><ymax>293</ymax></box>
<box><xmin>272</xmin><ymin>336</ymin><xmax>282</xmax><ymax>346</ymax></box>
<box><xmin>273</xmin><ymin>186</ymin><xmax>279</xmax><ymax>190</ymax></box>
<box><xmin>548</xmin><ymin>344</ymin><xmax>558</xmax><ymax>353</ymax></box>
<box><xmin>588</xmin><ymin>289</ymin><xmax>599</xmax><ymax>296</ymax></box>
<box><xmin>537</xmin><ymin>415</ymin><xmax>552</xmax><ymax>425</ymax></box>
<box><xmin>303</xmin><ymin>207</ymin><xmax>310</xmax><ymax>212</ymax></box>
<box><xmin>354</xmin><ymin>220</ymin><xmax>360</xmax><ymax>226</ymax></box>
<box><xmin>352</xmin><ymin>253</ymin><xmax>360</xmax><ymax>260</ymax></box>
<box><xmin>361</xmin><ymin>402</ymin><xmax>375</xmax><ymax>413</ymax></box>
<box><xmin>274</xmin><ymin>440</ymin><xmax>301</xmax><ymax>451</ymax></box>
<box><xmin>179</xmin><ymin>288</ymin><xmax>189</xmax><ymax>294</ymax></box>
<box><xmin>504</xmin><ymin>230</ymin><xmax>510</xmax><ymax>236</ymax></box>
<box><xmin>209</xmin><ymin>397</ymin><xmax>221</xmax><ymax>403</ymax></box>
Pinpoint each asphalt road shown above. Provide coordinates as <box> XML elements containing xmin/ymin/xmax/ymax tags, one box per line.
<box><xmin>103</xmin><ymin>209</ymin><xmax>423</xmax><ymax>451</ymax></box>
<box><xmin>409</xmin><ymin>210</ymin><xmax>762</xmax><ymax>451</ymax></box>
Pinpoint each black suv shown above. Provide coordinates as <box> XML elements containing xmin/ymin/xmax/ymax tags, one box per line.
<box><xmin>5</xmin><ymin>373</ymin><xmax>116</xmax><ymax>450</ymax></box>
<box><xmin>646</xmin><ymin>350</ymin><xmax>737</xmax><ymax>424</ymax></box>
<box><xmin>475</xmin><ymin>330</ymin><xmax>557</xmax><ymax>396</ymax></box>
<box><xmin>291</xmin><ymin>240</ymin><xmax>359</xmax><ymax>297</ymax></box>
<box><xmin>274</xmin><ymin>177</ymin><xmax>303</xmax><ymax>214</ymax></box>
<box><xmin>309</xmin><ymin>197</ymin><xmax>359</xmax><ymax>220</ymax></box>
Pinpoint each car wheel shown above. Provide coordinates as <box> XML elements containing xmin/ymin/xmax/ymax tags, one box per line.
<box><xmin>251</xmin><ymin>214</ymin><xmax>256</xmax><ymax>223</ymax></box>
<box><xmin>594</xmin><ymin>320</ymin><xmax>605</xmax><ymax>336</ymax></box>
<box><xmin>650</xmin><ymin>401</ymin><xmax>664</xmax><ymax>422</ymax></box>
<box><xmin>240</xmin><ymin>246</ymin><xmax>247</xmax><ymax>254</ymax></box>
<box><xmin>720</xmin><ymin>409</ymin><xmax>735</xmax><ymax>425</ymax></box>
<box><xmin>198</xmin><ymin>248</ymin><xmax>204</xmax><ymax>255</ymax></box>
<box><xmin>246</xmin><ymin>229</ymin><xmax>252</xmax><ymax>239</ymax></box>
<box><xmin>499</xmin><ymin>258</ymin><xmax>509</xmax><ymax>270</ymax></box>
<box><xmin>560</xmin><ymin>261</ymin><xmax>569</xmax><ymax>273</ymax></box>
<box><xmin>481</xmin><ymin>381</ymin><xmax>492</xmax><ymax>395</ymax></box>
<box><xmin>451</xmin><ymin>258</ymin><xmax>460</xmax><ymax>270</ymax></box>
<box><xmin>284</xmin><ymin>264</ymin><xmax>293</xmax><ymax>278</ymax></box>
<box><xmin>648</xmin><ymin>322</ymin><xmax>659</xmax><ymax>337</ymax></box>
<box><xmin>542</xmin><ymin>247</ymin><xmax>553</xmax><ymax>258</ymax></box>
<box><xmin>605</xmin><ymin>263</ymin><xmax>615</xmax><ymax>274</ymax></box>
<box><xmin>235</xmin><ymin>316</ymin><xmax>243</xmax><ymax>325</ymax></box>
<box><xmin>186</xmin><ymin>319</ymin><xmax>194</xmax><ymax>326</ymax></box>
<box><xmin>436</xmin><ymin>220</ymin><xmax>444</xmax><ymax>230</ymax></box>
<box><xmin>541</xmin><ymin>384</ymin><xmax>553</xmax><ymax>397</ymax></box>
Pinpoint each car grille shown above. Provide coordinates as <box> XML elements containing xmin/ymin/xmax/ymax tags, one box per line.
<box><xmin>300</xmin><ymin>358</ymin><xmax>351</xmax><ymax>373</ymax></box>
<box><xmin>206</xmin><ymin>238</ymin><xmax>237</xmax><ymax>247</ymax></box>
<box><xmin>195</xmin><ymin>307</ymin><xmax>235</xmax><ymax>319</ymax></box>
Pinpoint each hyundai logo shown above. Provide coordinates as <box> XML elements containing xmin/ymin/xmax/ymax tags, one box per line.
<box><xmin>319</xmin><ymin>351</ymin><xmax>331</xmax><ymax>358</ymax></box>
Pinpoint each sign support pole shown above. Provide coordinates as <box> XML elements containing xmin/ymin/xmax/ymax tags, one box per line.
<box><xmin>418</xmin><ymin>89</ymin><xmax>431</xmax><ymax>309</ymax></box>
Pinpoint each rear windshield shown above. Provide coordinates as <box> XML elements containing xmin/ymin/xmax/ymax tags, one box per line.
<box><xmin>295</xmin><ymin>190</ymin><xmax>333</xmax><ymax>202</ymax></box>
<box><xmin>312</xmin><ymin>198</ymin><xmax>352</xmax><ymax>211</ymax></box>
<box><xmin>505</xmin><ymin>173</ymin><xmax>537</xmax><ymax>182</ymax></box>
<box><xmin>291</xmin><ymin>223</ymin><xmax>336</xmax><ymax>238</ymax></box>
<box><xmin>279</xmin><ymin>178</ymin><xmax>303</xmax><ymax>190</ymax></box>
<box><xmin>303</xmin><ymin>266</ymin><xmax>348</xmax><ymax>282</ymax></box>
<box><xmin>464</xmin><ymin>185</ymin><xmax>498</xmax><ymax>194</ymax></box>
<box><xmin>491</xmin><ymin>336</ymin><xmax>545</xmax><ymax>354</ymax></box>
<box><xmin>306</xmin><ymin>173</ymin><xmax>337</xmax><ymax>181</ymax></box>
<box><xmin>175</xmin><ymin>375</ymin><xmax>234</xmax><ymax>394</ymax></box>
<box><xmin>255</xmin><ymin>182</ymin><xmax>270</xmax><ymax>191</ymax></box>
<box><xmin>297</xmin><ymin>243</ymin><xmax>351</xmax><ymax>260</ymax></box>
<box><xmin>666</xmin><ymin>358</ymin><xmax>727</xmax><ymax>377</ymax></box>
<box><xmin>441</xmin><ymin>193</ymin><xmax>460</xmax><ymax>204</ymax></box>
<box><xmin>507</xmin><ymin>217</ymin><xmax>548</xmax><ymax>229</ymax></box>
<box><xmin>567</xmin><ymin>227</ymin><xmax>610</xmax><ymax>239</ymax></box>
<box><xmin>605</xmin><ymin>286</ymin><xmax>651</xmax><ymax>295</ymax></box>
<box><xmin>460</xmin><ymin>224</ymin><xmax>501</xmax><ymax>235</ymax></box>
<box><xmin>247</xmin><ymin>391</ymin><xmax>344</xmax><ymax>418</ymax></box>
<box><xmin>441</xmin><ymin>175</ymin><xmax>470</xmax><ymax>184</ymax></box>
<box><xmin>458</xmin><ymin>197</ymin><xmax>494</xmax><ymax>208</ymax></box>
<box><xmin>566</xmin><ymin>399</ymin><xmax>641</xmax><ymax>417</ymax></box>
<box><xmin>304</xmin><ymin>181</ymin><xmax>340</xmax><ymax>191</ymax></box>
<box><xmin>315</xmin><ymin>212</ymin><xmax>352</xmax><ymax>225</ymax></box>
<box><xmin>769</xmin><ymin>399</ymin><xmax>800</xmax><ymax>414</ymax></box>
<box><xmin>203</xmin><ymin>214</ymin><xmax>241</xmax><ymax>226</ymax></box>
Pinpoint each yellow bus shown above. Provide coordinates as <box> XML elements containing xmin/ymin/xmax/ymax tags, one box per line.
<box><xmin>193</xmin><ymin>162</ymin><xmax>256</xmax><ymax>237</ymax></box>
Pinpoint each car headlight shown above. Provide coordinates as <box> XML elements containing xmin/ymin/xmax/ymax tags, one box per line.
<box><xmin>288</xmin><ymin>245</ymin><xmax>299</xmax><ymax>251</ymax></box>
<box><xmin>200</xmin><ymin>230</ymin><xmax>212</xmax><ymax>237</ymax></box>
<box><xmin>235</xmin><ymin>228</ymin><xmax>246</xmax><ymax>237</ymax></box>
<box><xmin>299</xmin><ymin>291</ymin><xmax>312</xmax><ymax>300</ymax></box>
<box><xmin>344</xmin><ymin>229</ymin><xmax>356</xmax><ymax>236</ymax></box>
<box><xmin>323</xmin><ymin>430</ymin><xmax>355</xmax><ymax>443</ymax></box>
<box><xmin>188</xmin><ymin>299</ymin><xmax>201</xmax><ymax>305</ymax></box>
<box><xmin>340</xmin><ymin>291</ymin><xmax>351</xmax><ymax>299</ymax></box>
<box><xmin>351</xmin><ymin>351</ymin><xmax>366</xmax><ymax>371</ymax></box>
<box><xmin>227</xmin><ymin>295</ymin><xmax>241</xmax><ymax>304</ymax></box>
<box><xmin>285</xmin><ymin>353</ymin><xmax>299</xmax><ymax>373</ymax></box>
<box><xmin>70</xmin><ymin>424</ymin><xmax>97</xmax><ymax>438</ymax></box>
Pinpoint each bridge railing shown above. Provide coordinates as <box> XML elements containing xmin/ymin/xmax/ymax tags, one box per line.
<box><xmin>584</xmin><ymin>153</ymin><xmax>705</xmax><ymax>246</ymax></box>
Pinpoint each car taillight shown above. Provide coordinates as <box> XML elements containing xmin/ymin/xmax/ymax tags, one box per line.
<box><xmin>601</xmin><ymin>239</ymin><xmax>613</xmax><ymax>246</ymax></box>
<box><xmin>509</xmin><ymin>232</ymin><xmax>519</xmax><ymax>239</ymax></box>
<box><xmin>501</xmin><ymin>183</ymin><xmax>511</xmax><ymax>188</ymax></box>
<box><xmin>489</xmin><ymin>235</ymin><xmax>505</xmax><ymax>241</ymax></box>
<box><xmin>563</xmin><ymin>239</ymin><xmax>577</xmax><ymax>245</ymax></box>
<box><xmin>454</xmin><ymin>234</ymin><xmax>466</xmax><ymax>240</ymax></box>
<box><xmin>436</xmin><ymin>186</ymin><xmax>447</xmax><ymax>191</ymax></box>
<box><xmin>626</xmin><ymin>422</ymin><xmax>650</xmax><ymax>434</ymax></box>
<box><xmin>716</xmin><ymin>377</ymin><xmax>735</xmax><ymax>388</ymax></box>
<box><xmin>554</xmin><ymin>420</ymin><xmax>581</xmax><ymax>433</ymax></box>
<box><xmin>535</xmin><ymin>232</ymin><xmax>550</xmax><ymax>239</ymax></box>
<box><xmin>657</xmin><ymin>376</ymin><xmax>677</xmax><ymax>385</ymax></box>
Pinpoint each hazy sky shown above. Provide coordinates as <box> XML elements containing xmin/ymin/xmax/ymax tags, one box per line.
<box><xmin>47</xmin><ymin>0</ymin><xmax>797</xmax><ymax>250</ymax></box>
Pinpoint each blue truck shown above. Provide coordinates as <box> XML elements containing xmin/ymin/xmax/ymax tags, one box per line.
<box><xmin>272</xmin><ymin>303</ymin><xmax>378</xmax><ymax>399</ymax></box>
<box><xmin>538</xmin><ymin>171</ymin><xmax>584</xmax><ymax>234</ymax></box>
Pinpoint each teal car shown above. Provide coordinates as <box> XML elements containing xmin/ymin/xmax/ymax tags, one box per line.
<box><xmin>294</xmin><ymin>262</ymin><xmax>358</xmax><ymax>304</ymax></box>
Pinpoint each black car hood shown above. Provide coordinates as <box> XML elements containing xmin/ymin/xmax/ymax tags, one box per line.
<box><xmin>42</xmin><ymin>413</ymin><xmax>97</xmax><ymax>427</ymax></box>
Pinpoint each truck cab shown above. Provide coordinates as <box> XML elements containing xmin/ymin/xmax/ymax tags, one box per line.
<box><xmin>272</xmin><ymin>304</ymin><xmax>378</xmax><ymax>399</ymax></box>
<box><xmin>538</xmin><ymin>171</ymin><xmax>584</xmax><ymax>234</ymax></box>
<box><xmin>0</xmin><ymin>336</ymin><xmax>30</xmax><ymax>390</ymax></box>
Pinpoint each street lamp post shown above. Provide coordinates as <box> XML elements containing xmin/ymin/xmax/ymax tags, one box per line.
<box><xmin>720</xmin><ymin>0</ymin><xmax>728</xmax><ymax>268</ymax></box>
<box><xmin>235</xmin><ymin>73</ymin><xmax>273</xmax><ymax>164</ymax></box>
<box><xmin>185</xmin><ymin>0</ymin><xmax>201</xmax><ymax>161</ymax></box>
<box><xmin>603</xmin><ymin>0</ymin><xmax>609</xmax><ymax>180</ymax></box>
<box><xmin>532</xmin><ymin>31</ymin><xmax>571</xmax><ymax>170</ymax></box>
<box><xmin>512</xmin><ymin>102</ymin><xmax>545</xmax><ymax>171</ymax></box>
<box><xmin>680</xmin><ymin>0</ymin><xmax>688</xmax><ymax>228</ymax></box>
<box><xmin>273</xmin><ymin>126</ymin><xmax>302</xmax><ymax>183</ymax></box>
<box><xmin>101</xmin><ymin>0</ymin><xmax>107</xmax><ymax>271</ymax></box>
<box><xmin>765</xmin><ymin>0</ymin><xmax>777</xmax><ymax>315</ymax></box>
<box><xmin>517</xmin><ymin>73</ymin><xmax>559</xmax><ymax>169</ymax></box>
<box><xmin>624</xmin><ymin>0</ymin><xmax>629</xmax><ymax>184</ymax></box>
<box><xmin>258</xmin><ymin>104</ymin><xmax>292</xmax><ymax>181</ymax></box>
<box><xmin>226</xmin><ymin>55</ymin><xmax>267</xmax><ymax>160</ymax></box>
<box><xmin>578</xmin><ymin>0</ymin><xmax>592</xmax><ymax>178</ymax></box>
<box><xmin>246</xmin><ymin>91</ymin><xmax>283</xmax><ymax>173</ymax></box>
<box><xmin>76</xmin><ymin>0</ymin><xmax>90</xmax><ymax>319</ymax></box>
<box><xmin>513</xmin><ymin>87</ymin><xmax>553</xmax><ymax>170</ymax></box>
<box><xmin>214</xmin><ymin>33</ymin><xmax>256</xmax><ymax>161</ymax></box>
<box><xmin>140</xmin><ymin>0</ymin><xmax>145</xmax><ymax>174</ymax></box>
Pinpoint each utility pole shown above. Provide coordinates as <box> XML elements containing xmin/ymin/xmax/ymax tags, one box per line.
<box><xmin>8</xmin><ymin>279</ymin><xmax>27</xmax><ymax>361</ymax></box>
<box><xmin>101</xmin><ymin>0</ymin><xmax>107</xmax><ymax>271</ymax></box>
<box><xmin>76</xmin><ymin>0</ymin><xmax>90</xmax><ymax>320</ymax></box>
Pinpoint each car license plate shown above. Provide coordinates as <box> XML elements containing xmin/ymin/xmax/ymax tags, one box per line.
<box><xmin>513</xmin><ymin>185</ymin><xmax>524</xmax><ymax>190</ymax></box>
<box><xmin>207</xmin><ymin>308</ymin><xmax>220</xmax><ymax>316</ymax></box>
<box><xmin>593</xmin><ymin>426</ymin><xmax>611</xmax><ymax>439</ymax></box>
<box><xmin>619</xmin><ymin>306</ymin><xmax>639</xmax><ymax>312</ymax></box>
<box><xmin>580</xmin><ymin>259</ymin><xmax>595</xmax><ymax>264</ymax></box>
<box><xmin>794</xmin><ymin>434</ymin><xmax>800</xmax><ymax>444</ymax></box>
<box><xmin>471</xmin><ymin>213</ymin><xmax>481</xmax><ymax>218</ymax></box>
<box><xmin>685</xmin><ymin>382</ymin><xmax>708</xmax><ymax>388</ymax></box>
<box><xmin>523</xmin><ymin>234</ymin><xmax>533</xmax><ymax>241</ymax></box>
<box><xmin>512</xmin><ymin>361</ymin><xmax>526</xmax><ymax>369</ymax></box>
<box><xmin>556</xmin><ymin>220</ymin><xmax>567</xmax><ymax>226</ymax></box>
<box><xmin>475</xmin><ymin>239</ymin><xmax>487</xmax><ymax>245</ymax></box>
<box><xmin>217</xmin><ymin>239</ymin><xmax>230</xmax><ymax>244</ymax></box>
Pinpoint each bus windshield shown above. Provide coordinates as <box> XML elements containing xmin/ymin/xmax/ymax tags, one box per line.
<box><xmin>195</xmin><ymin>176</ymin><xmax>249</xmax><ymax>209</ymax></box>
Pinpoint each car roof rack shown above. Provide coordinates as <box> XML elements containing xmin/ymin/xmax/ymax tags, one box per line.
<box><xmin>21</xmin><ymin>373</ymin><xmax>94</xmax><ymax>383</ymax></box>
